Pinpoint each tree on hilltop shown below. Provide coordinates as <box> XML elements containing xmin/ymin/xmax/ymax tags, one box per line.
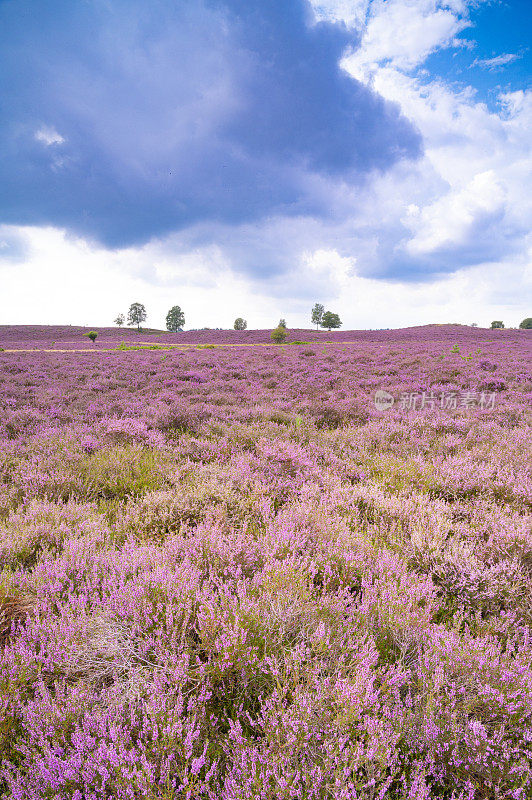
<box><xmin>321</xmin><ymin>311</ymin><xmax>342</xmax><ymax>331</ymax></box>
<box><xmin>491</xmin><ymin>320</ymin><xmax>504</xmax><ymax>329</ymax></box>
<box><xmin>234</xmin><ymin>318</ymin><xmax>247</xmax><ymax>330</ymax></box>
<box><xmin>311</xmin><ymin>303</ymin><xmax>324</xmax><ymax>330</ymax></box>
<box><xmin>519</xmin><ymin>318</ymin><xmax>532</xmax><ymax>329</ymax></box>
<box><xmin>127</xmin><ymin>302</ymin><xmax>147</xmax><ymax>331</ymax></box>
<box><xmin>166</xmin><ymin>306</ymin><xmax>185</xmax><ymax>332</ymax></box>
<box><xmin>114</xmin><ymin>314</ymin><xmax>125</xmax><ymax>327</ymax></box>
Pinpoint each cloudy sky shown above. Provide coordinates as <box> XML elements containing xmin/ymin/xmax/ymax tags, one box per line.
<box><xmin>0</xmin><ymin>0</ymin><xmax>530</xmax><ymax>330</ymax></box>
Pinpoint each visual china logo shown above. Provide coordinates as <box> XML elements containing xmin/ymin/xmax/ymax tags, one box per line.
<box><xmin>374</xmin><ymin>390</ymin><xmax>395</xmax><ymax>411</ymax></box>
<box><xmin>373</xmin><ymin>389</ymin><xmax>498</xmax><ymax>412</ymax></box>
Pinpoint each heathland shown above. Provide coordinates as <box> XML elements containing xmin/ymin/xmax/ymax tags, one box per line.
<box><xmin>0</xmin><ymin>324</ymin><xmax>531</xmax><ymax>799</ymax></box>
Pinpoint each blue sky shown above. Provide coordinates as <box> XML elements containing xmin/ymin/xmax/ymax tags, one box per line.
<box><xmin>424</xmin><ymin>0</ymin><xmax>531</xmax><ymax>108</ymax></box>
<box><xmin>0</xmin><ymin>0</ymin><xmax>530</xmax><ymax>328</ymax></box>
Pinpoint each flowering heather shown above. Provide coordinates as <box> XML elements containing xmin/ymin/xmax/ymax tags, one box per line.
<box><xmin>0</xmin><ymin>325</ymin><xmax>531</xmax><ymax>799</ymax></box>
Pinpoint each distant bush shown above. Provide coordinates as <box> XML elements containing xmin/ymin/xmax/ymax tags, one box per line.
<box><xmin>87</xmin><ymin>331</ymin><xmax>97</xmax><ymax>343</ymax></box>
<box><xmin>271</xmin><ymin>326</ymin><xmax>287</xmax><ymax>343</ymax></box>
<box><xmin>519</xmin><ymin>317</ymin><xmax>532</xmax><ymax>329</ymax></box>
<box><xmin>491</xmin><ymin>320</ymin><xmax>504</xmax><ymax>329</ymax></box>
<box><xmin>234</xmin><ymin>318</ymin><xmax>247</xmax><ymax>330</ymax></box>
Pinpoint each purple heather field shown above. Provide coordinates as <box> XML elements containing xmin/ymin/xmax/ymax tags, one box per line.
<box><xmin>1</xmin><ymin>324</ymin><xmax>532</xmax><ymax>799</ymax></box>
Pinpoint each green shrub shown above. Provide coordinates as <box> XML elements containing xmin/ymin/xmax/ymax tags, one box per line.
<box><xmin>271</xmin><ymin>326</ymin><xmax>287</xmax><ymax>343</ymax></box>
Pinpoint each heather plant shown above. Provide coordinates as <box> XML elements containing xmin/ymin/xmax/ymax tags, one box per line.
<box><xmin>0</xmin><ymin>325</ymin><xmax>531</xmax><ymax>798</ymax></box>
<box><xmin>77</xmin><ymin>444</ymin><xmax>171</xmax><ymax>501</ymax></box>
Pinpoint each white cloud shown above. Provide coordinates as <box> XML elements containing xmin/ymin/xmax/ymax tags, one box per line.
<box><xmin>343</xmin><ymin>0</ymin><xmax>472</xmax><ymax>79</ymax></box>
<box><xmin>310</xmin><ymin>0</ymin><xmax>370</xmax><ymax>29</ymax></box>
<box><xmin>336</xmin><ymin>0</ymin><xmax>531</xmax><ymax>282</ymax></box>
<box><xmin>403</xmin><ymin>170</ymin><xmax>507</xmax><ymax>255</ymax></box>
<box><xmin>2</xmin><ymin>224</ymin><xmax>530</xmax><ymax>330</ymax></box>
<box><xmin>34</xmin><ymin>126</ymin><xmax>65</xmax><ymax>146</ymax></box>
<box><xmin>472</xmin><ymin>52</ymin><xmax>522</xmax><ymax>71</ymax></box>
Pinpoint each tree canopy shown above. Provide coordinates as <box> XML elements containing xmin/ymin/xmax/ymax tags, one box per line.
<box><xmin>166</xmin><ymin>306</ymin><xmax>185</xmax><ymax>332</ymax></box>
<box><xmin>321</xmin><ymin>311</ymin><xmax>342</xmax><ymax>331</ymax></box>
<box><xmin>127</xmin><ymin>302</ymin><xmax>147</xmax><ymax>331</ymax></box>
<box><xmin>311</xmin><ymin>303</ymin><xmax>324</xmax><ymax>329</ymax></box>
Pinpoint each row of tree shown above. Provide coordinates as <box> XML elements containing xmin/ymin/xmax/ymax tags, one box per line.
<box><xmin>114</xmin><ymin>303</ymin><xmax>185</xmax><ymax>332</ymax></box>
<box><xmin>234</xmin><ymin>308</ymin><xmax>342</xmax><ymax>332</ymax></box>
<box><xmin>115</xmin><ymin>303</ymin><xmax>342</xmax><ymax>332</ymax></box>
<box><xmin>311</xmin><ymin>304</ymin><xmax>341</xmax><ymax>330</ymax></box>
<box><xmin>115</xmin><ymin>305</ymin><xmax>531</xmax><ymax>333</ymax></box>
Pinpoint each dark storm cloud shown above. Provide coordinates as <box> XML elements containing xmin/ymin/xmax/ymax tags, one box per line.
<box><xmin>0</xmin><ymin>0</ymin><xmax>422</xmax><ymax>261</ymax></box>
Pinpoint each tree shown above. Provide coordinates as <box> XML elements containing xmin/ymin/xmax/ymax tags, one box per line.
<box><xmin>234</xmin><ymin>318</ymin><xmax>247</xmax><ymax>330</ymax></box>
<box><xmin>128</xmin><ymin>302</ymin><xmax>147</xmax><ymax>331</ymax></box>
<box><xmin>271</xmin><ymin>325</ymin><xmax>287</xmax><ymax>343</ymax></box>
<box><xmin>519</xmin><ymin>318</ymin><xmax>532</xmax><ymax>329</ymax></box>
<box><xmin>321</xmin><ymin>311</ymin><xmax>342</xmax><ymax>331</ymax></box>
<box><xmin>87</xmin><ymin>331</ymin><xmax>97</xmax><ymax>344</ymax></box>
<box><xmin>114</xmin><ymin>314</ymin><xmax>125</xmax><ymax>327</ymax></box>
<box><xmin>311</xmin><ymin>303</ymin><xmax>324</xmax><ymax>330</ymax></box>
<box><xmin>166</xmin><ymin>305</ymin><xmax>185</xmax><ymax>332</ymax></box>
<box><xmin>491</xmin><ymin>320</ymin><xmax>504</xmax><ymax>329</ymax></box>
<box><xmin>278</xmin><ymin>318</ymin><xmax>287</xmax><ymax>329</ymax></box>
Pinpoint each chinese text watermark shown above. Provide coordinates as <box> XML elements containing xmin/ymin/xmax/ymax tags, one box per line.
<box><xmin>374</xmin><ymin>390</ymin><xmax>497</xmax><ymax>412</ymax></box>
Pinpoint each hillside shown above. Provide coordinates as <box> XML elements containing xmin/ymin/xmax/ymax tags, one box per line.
<box><xmin>1</xmin><ymin>323</ymin><xmax>528</xmax><ymax>350</ymax></box>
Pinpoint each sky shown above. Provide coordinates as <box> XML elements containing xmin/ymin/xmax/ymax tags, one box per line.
<box><xmin>0</xmin><ymin>0</ymin><xmax>530</xmax><ymax>330</ymax></box>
